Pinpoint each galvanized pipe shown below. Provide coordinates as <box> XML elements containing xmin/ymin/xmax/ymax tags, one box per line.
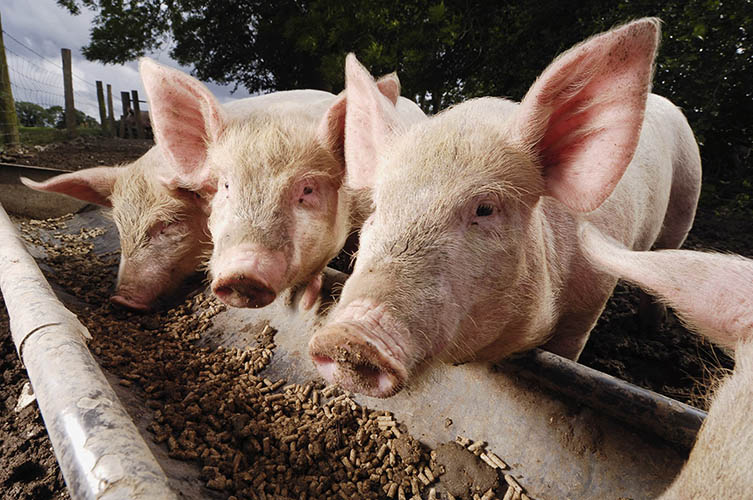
<box><xmin>0</xmin><ymin>202</ymin><xmax>176</xmax><ymax>500</ymax></box>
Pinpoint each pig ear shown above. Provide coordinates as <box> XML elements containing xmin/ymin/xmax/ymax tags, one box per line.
<box><xmin>316</xmin><ymin>69</ymin><xmax>402</xmax><ymax>173</ymax></box>
<box><xmin>140</xmin><ymin>58</ymin><xmax>225</xmax><ymax>192</ymax></box>
<box><xmin>514</xmin><ymin>18</ymin><xmax>660</xmax><ymax>213</ymax></box>
<box><xmin>316</xmin><ymin>93</ymin><xmax>347</xmax><ymax>167</ymax></box>
<box><xmin>580</xmin><ymin>224</ymin><xmax>753</xmax><ymax>347</ymax></box>
<box><xmin>342</xmin><ymin>53</ymin><xmax>402</xmax><ymax>190</ymax></box>
<box><xmin>20</xmin><ymin>167</ymin><xmax>121</xmax><ymax>207</ymax></box>
<box><xmin>375</xmin><ymin>72</ymin><xmax>400</xmax><ymax>105</ymax></box>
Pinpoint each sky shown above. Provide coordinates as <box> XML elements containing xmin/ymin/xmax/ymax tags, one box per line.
<box><xmin>1</xmin><ymin>0</ymin><xmax>253</xmax><ymax>120</ymax></box>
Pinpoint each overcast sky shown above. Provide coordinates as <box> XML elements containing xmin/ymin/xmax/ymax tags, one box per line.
<box><xmin>2</xmin><ymin>0</ymin><xmax>252</xmax><ymax>119</ymax></box>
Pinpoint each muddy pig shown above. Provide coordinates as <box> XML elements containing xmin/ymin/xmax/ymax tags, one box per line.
<box><xmin>580</xmin><ymin>224</ymin><xmax>753</xmax><ymax>498</ymax></box>
<box><xmin>309</xmin><ymin>18</ymin><xmax>702</xmax><ymax>397</ymax></box>
<box><xmin>22</xmin><ymin>60</ymin><xmax>335</xmax><ymax>311</ymax></box>
<box><xmin>151</xmin><ymin>60</ymin><xmax>426</xmax><ymax>310</ymax></box>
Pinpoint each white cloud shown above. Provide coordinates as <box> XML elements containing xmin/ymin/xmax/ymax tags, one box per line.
<box><xmin>2</xmin><ymin>0</ymin><xmax>253</xmax><ymax>120</ymax></box>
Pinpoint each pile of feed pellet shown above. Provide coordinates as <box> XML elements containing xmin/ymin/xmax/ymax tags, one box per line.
<box><xmin>11</xmin><ymin>213</ymin><xmax>536</xmax><ymax>500</ymax></box>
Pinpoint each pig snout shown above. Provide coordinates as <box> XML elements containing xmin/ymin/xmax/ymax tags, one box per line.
<box><xmin>308</xmin><ymin>301</ymin><xmax>410</xmax><ymax>398</ymax></box>
<box><xmin>211</xmin><ymin>247</ymin><xmax>287</xmax><ymax>308</ymax></box>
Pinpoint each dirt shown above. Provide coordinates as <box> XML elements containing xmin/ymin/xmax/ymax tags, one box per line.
<box><xmin>0</xmin><ymin>135</ymin><xmax>153</xmax><ymax>171</ymax></box>
<box><xmin>434</xmin><ymin>442</ymin><xmax>498</xmax><ymax>499</ymax></box>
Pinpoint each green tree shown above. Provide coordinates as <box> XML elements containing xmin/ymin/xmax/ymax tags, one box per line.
<box><xmin>15</xmin><ymin>101</ymin><xmax>48</xmax><ymax>127</ymax></box>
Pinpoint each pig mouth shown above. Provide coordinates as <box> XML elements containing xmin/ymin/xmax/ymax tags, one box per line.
<box><xmin>212</xmin><ymin>274</ymin><xmax>277</xmax><ymax>308</ymax></box>
<box><xmin>110</xmin><ymin>294</ymin><xmax>153</xmax><ymax>312</ymax></box>
<box><xmin>308</xmin><ymin>302</ymin><xmax>411</xmax><ymax>398</ymax></box>
<box><xmin>310</xmin><ymin>323</ymin><xmax>407</xmax><ymax>398</ymax></box>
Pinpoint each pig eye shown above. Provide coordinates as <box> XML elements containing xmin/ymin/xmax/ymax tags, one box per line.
<box><xmin>148</xmin><ymin>221</ymin><xmax>173</xmax><ymax>239</ymax></box>
<box><xmin>476</xmin><ymin>203</ymin><xmax>494</xmax><ymax>217</ymax></box>
<box><xmin>224</xmin><ymin>182</ymin><xmax>229</xmax><ymax>189</ymax></box>
<box><xmin>298</xmin><ymin>183</ymin><xmax>316</xmax><ymax>204</ymax></box>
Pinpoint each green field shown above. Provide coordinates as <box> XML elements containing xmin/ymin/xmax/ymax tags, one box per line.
<box><xmin>18</xmin><ymin>126</ymin><xmax>104</xmax><ymax>146</ymax></box>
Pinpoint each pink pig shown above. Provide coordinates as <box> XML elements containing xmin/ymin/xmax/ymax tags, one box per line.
<box><xmin>580</xmin><ymin>224</ymin><xmax>753</xmax><ymax>498</ymax></box>
<box><xmin>309</xmin><ymin>18</ymin><xmax>702</xmax><ymax>397</ymax></box>
<box><xmin>22</xmin><ymin>60</ymin><xmax>337</xmax><ymax>310</ymax></box>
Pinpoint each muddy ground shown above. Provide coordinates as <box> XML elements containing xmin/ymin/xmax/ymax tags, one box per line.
<box><xmin>0</xmin><ymin>135</ymin><xmax>750</xmax><ymax>498</ymax></box>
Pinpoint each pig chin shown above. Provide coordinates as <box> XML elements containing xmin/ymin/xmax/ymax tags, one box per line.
<box><xmin>309</xmin><ymin>300</ymin><xmax>414</xmax><ymax>398</ymax></box>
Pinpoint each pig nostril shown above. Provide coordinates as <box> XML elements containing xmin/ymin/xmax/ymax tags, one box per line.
<box><xmin>212</xmin><ymin>278</ymin><xmax>277</xmax><ymax>309</ymax></box>
<box><xmin>312</xmin><ymin>354</ymin><xmax>338</xmax><ymax>382</ymax></box>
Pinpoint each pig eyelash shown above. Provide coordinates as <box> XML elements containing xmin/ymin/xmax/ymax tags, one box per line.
<box><xmin>475</xmin><ymin>203</ymin><xmax>494</xmax><ymax>217</ymax></box>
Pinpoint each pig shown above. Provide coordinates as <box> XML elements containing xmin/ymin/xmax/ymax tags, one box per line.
<box><xmin>579</xmin><ymin>224</ymin><xmax>753</xmax><ymax>499</ymax></box>
<box><xmin>149</xmin><ymin>59</ymin><xmax>426</xmax><ymax>310</ymax></box>
<box><xmin>22</xmin><ymin>60</ymin><xmax>336</xmax><ymax>311</ymax></box>
<box><xmin>308</xmin><ymin>18</ymin><xmax>703</xmax><ymax>397</ymax></box>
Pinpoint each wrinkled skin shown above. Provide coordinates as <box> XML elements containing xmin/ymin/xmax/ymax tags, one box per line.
<box><xmin>309</xmin><ymin>19</ymin><xmax>702</xmax><ymax>397</ymax></box>
<box><xmin>580</xmin><ymin>225</ymin><xmax>753</xmax><ymax>499</ymax></box>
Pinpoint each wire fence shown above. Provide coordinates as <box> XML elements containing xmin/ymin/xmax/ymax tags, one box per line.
<box><xmin>1</xmin><ymin>27</ymin><xmax>150</xmax><ymax>142</ymax></box>
<box><xmin>3</xmin><ymin>29</ymin><xmax>97</xmax><ymax>125</ymax></box>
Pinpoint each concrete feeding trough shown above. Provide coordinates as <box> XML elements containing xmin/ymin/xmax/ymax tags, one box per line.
<box><xmin>0</xmin><ymin>190</ymin><xmax>704</xmax><ymax>499</ymax></box>
<box><xmin>0</xmin><ymin>163</ymin><xmax>90</xmax><ymax>218</ymax></box>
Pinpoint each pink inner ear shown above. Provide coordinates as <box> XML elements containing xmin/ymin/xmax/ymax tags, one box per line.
<box><xmin>515</xmin><ymin>19</ymin><xmax>659</xmax><ymax>213</ymax></box>
<box><xmin>140</xmin><ymin>59</ymin><xmax>225</xmax><ymax>193</ymax></box>
<box><xmin>20</xmin><ymin>167</ymin><xmax>120</xmax><ymax>207</ymax></box>
<box><xmin>376</xmin><ymin>73</ymin><xmax>400</xmax><ymax>105</ymax></box>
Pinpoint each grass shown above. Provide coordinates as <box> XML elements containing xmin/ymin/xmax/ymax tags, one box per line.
<box><xmin>17</xmin><ymin>126</ymin><xmax>104</xmax><ymax>146</ymax></box>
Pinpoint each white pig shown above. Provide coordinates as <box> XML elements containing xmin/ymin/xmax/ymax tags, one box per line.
<box><xmin>309</xmin><ymin>18</ymin><xmax>703</xmax><ymax>397</ymax></box>
<box><xmin>580</xmin><ymin>224</ymin><xmax>753</xmax><ymax>498</ymax></box>
<box><xmin>148</xmin><ymin>59</ymin><xmax>426</xmax><ymax>310</ymax></box>
<box><xmin>22</xmin><ymin>60</ymin><xmax>336</xmax><ymax>310</ymax></box>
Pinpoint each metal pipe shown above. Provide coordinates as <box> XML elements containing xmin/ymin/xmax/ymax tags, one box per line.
<box><xmin>0</xmin><ymin>202</ymin><xmax>176</xmax><ymax>500</ymax></box>
<box><xmin>507</xmin><ymin>349</ymin><xmax>706</xmax><ymax>450</ymax></box>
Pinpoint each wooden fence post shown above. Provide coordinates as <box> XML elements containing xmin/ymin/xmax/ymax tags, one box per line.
<box><xmin>106</xmin><ymin>84</ymin><xmax>115</xmax><ymax>135</ymax></box>
<box><xmin>96</xmin><ymin>80</ymin><xmax>108</xmax><ymax>134</ymax></box>
<box><xmin>61</xmin><ymin>48</ymin><xmax>76</xmax><ymax>137</ymax></box>
<box><xmin>130</xmin><ymin>90</ymin><xmax>143</xmax><ymax>139</ymax></box>
<box><xmin>120</xmin><ymin>91</ymin><xmax>130</xmax><ymax>138</ymax></box>
<box><xmin>0</xmin><ymin>12</ymin><xmax>20</xmax><ymax>150</ymax></box>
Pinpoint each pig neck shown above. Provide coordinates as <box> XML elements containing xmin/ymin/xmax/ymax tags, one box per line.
<box><xmin>522</xmin><ymin>200</ymin><xmax>570</xmax><ymax>340</ymax></box>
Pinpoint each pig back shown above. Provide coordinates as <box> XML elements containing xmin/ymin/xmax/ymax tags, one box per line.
<box><xmin>224</xmin><ymin>90</ymin><xmax>337</xmax><ymax>123</ymax></box>
<box><xmin>582</xmin><ymin>93</ymin><xmax>701</xmax><ymax>252</ymax></box>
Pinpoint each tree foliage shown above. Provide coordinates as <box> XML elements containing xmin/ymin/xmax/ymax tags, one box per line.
<box><xmin>15</xmin><ymin>101</ymin><xmax>98</xmax><ymax>128</ymax></box>
<box><xmin>15</xmin><ymin>102</ymin><xmax>62</xmax><ymax>127</ymax></box>
<box><xmin>61</xmin><ymin>0</ymin><xmax>752</xmax><ymax>186</ymax></box>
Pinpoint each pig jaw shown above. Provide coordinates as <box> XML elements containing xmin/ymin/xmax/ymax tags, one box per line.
<box><xmin>309</xmin><ymin>300</ymin><xmax>413</xmax><ymax>398</ymax></box>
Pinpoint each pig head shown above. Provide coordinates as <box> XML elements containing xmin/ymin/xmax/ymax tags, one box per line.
<box><xmin>21</xmin><ymin>146</ymin><xmax>208</xmax><ymax>311</ymax></box>
<box><xmin>157</xmin><ymin>60</ymin><xmax>426</xmax><ymax>310</ymax></box>
<box><xmin>580</xmin><ymin>224</ymin><xmax>753</xmax><ymax>499</ymax></box>
<box><xmin>309</xmin><ymin>18</ymin><xmax>702</xmax><ymax>397</ymax></box>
